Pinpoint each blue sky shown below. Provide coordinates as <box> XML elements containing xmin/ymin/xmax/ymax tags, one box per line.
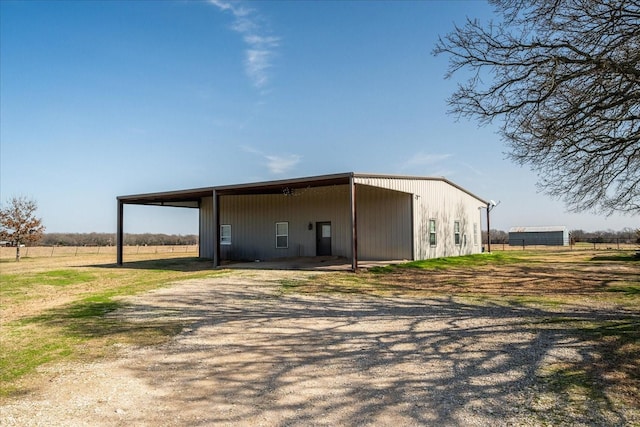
<box><xmin>1</xmin><ymin>0</ymin><xmax>636</xmax><ymax>234</ymax></box>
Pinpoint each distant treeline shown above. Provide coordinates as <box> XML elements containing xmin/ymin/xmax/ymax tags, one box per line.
<box><xmin>39</xmin><ymin>233</ymin><xmax>198</xmax><ymax>247</ymax></box>
<box><xmin>27</xmin><ymin>228</ymin><xmax>640</xmax><ymax>247</ymax></box>
<box><xmin>483</xmin><ymin>228</ymin><xmax>639</xmax><ymax>244</ymax></box>
<box><xmin>570</xmin><ymin>229</ymin><xmax>639</xmax><ymax>244</ymax></box>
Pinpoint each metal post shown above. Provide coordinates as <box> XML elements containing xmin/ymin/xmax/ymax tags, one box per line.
<box><xmin>213</xmin><ymin>190</ymin><xmax>220</xmax><ymax>268</ymax></box>
<box><xmin>116</xmin><ymin>199</ymin><xmax>124</xmax><ymax>265</ymax></box>
<box><xmin>486</xmin><ymin>202</ymin><xmax>491</xmax><ymax>253</ymax></box>
<box><xmin>350</xmin><ymin>175</ymin><xmax>358</xmax><ymax>271</ymax></box>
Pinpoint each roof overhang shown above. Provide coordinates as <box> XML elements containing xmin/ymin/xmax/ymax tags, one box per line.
<box><xmin>117</xmin><ymin>173</ymin><xmax>354</xmax><ymax>207</ymax></box>
<box><xmin>117</xmin><ymin>187</ymin><xmax>214</xmax><ymax>208</ymax></box>
<box><xmin>117</xmin><ymin>172</ymin><xmax>487</xmax><ymax>207</ymax></box>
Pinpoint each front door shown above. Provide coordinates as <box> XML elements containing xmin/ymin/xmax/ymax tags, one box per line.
<box><xmin>316</xmin><ymin>222</ymin><xmax>332</xmax><ymax>256</ymax></box>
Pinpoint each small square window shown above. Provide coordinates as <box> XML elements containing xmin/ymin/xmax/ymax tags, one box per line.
<box><xmin>220</xmin><ymin>224</ymin><xmax>231</xmax><ymax>245</ymax></box>
<box><xmin>276</xmin><ymin>222</ymin><xmax>288</xmax><ymax>249</ymax></box>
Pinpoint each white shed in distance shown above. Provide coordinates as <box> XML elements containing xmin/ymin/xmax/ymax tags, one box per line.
<box><xmin>508</xmin><ymin>226</ymin><xmax>569</xmax><ymax>246</ymax></box>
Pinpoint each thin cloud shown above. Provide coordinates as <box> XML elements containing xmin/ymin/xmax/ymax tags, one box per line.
<box><xmin>397</xmin><ymin>152</ymin><xmax>454</xmax><ymax>177</ymax></box>
<box><xmin>459</xmin><ymin>161</ymin><xmax>485</xmax><ymax>176</ymax></box>
<box><xmin>402</xmin><ymin>152</ymin><xmax>452</xmax><ymax>168</ymax></box>
<box><xmin>209</xmin><ymin>0</ymin><xmax>279</xmax><ymax>90</ymax></box>
<box><xmin>265</xmin><ymin>154</ymin><xmax>301</xmax><ymax>175</ymax></box>
<box><xmin>242</xmin><ymin>146</ymin><xmax>301</xmax><ymax>175</ymax></box>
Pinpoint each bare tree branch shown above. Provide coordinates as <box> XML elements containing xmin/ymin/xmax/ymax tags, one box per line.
<box><xmin>434</xmin><ymin>0</ymin><xmax>640</xmax><ymax>215</ymax></box>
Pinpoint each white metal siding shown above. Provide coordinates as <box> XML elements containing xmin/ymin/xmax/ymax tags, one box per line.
<box><xmin>199</xmin><ymin>176</ymin><xmax>485</xmax><ymax>262</ymax></box>
<box><xmin>354</xmin><ymin>177</ymin><xmax>485</xmax><ymax>259</ymax></box>
<box><xmin>218</xmin><ymin>185</ymin><xmax>352</xmax><ymax>261</ymax></box>
<box><xmin>356</xmin><ymin>185</ymin><xmax>412</xmax><ymax>260</ymax></box>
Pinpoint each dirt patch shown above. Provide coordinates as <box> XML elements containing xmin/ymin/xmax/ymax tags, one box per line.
<box><xmin>2</xmin><ymin>270</ymin><xmax>638</xmax><ymax>426</ymax></box>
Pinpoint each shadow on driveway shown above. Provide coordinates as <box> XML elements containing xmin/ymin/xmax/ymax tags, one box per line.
<box><xmin>102</xmin><ymin>275</ymin><xmax>639</xmax><ymax>426</ymax></box>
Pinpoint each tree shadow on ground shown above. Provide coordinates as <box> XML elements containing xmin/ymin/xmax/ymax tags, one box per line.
<box><xmin>368</xmin><ymin>261</ymin><xmax>640</xmax><ymax>298</ymax></box>
<box><xmin>591</xmin><ymin>253</ymin><xmax>640</xmax><ymax>262</ymax></box>
<box><xmin>43</xmin><ymin>277</ymin><xmax>638</xmax><ymax>426</ymax></box>
<box><xmin>90</xmin><ymin>257</ymin><xmax>215</xmax><ymax>272</ymax></box>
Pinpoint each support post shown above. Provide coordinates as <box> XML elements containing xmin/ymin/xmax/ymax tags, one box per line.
<box><xmin>349</xmin><ymin>175</ymin><xmax>358</xmax><ymax>271</ymax></box>
<box><xmin>116</xmin><ymin>199</ymin><xmax>124</xmax><ymax>265</ymax></box>
<box><xmin>486</xmin><ymin>202</ymin><xmax>491</xmax><ymax>253</ymax></box>
<box><xmin>212</xmin><ymin>190</ymin><xmax>220</xmax><ymax>268</ymax></box>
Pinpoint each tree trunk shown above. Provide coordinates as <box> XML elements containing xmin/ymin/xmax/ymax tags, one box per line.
<box><xmin>15</xmin><ymin>244</ymin><xmax>20</xmax><ymax>262</ymax></box>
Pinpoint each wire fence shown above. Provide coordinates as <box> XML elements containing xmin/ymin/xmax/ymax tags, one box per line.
<box><xmin>0</xmin><ymin>245</ymin><xmax>199</xmax><ymax>259</ymax></box>
<box><xmin>1</xmin><ymin>243</ymin><xmax>636</xmax><ymax>260</ymax></box>
<box><xmin>491</xmin><ymin>242</ymin><xmax>638</xmax><ymax>251</ymax></box>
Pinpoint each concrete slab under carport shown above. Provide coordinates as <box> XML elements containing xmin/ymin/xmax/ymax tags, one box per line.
<box><xmin>220</xmin><ymin>256</ymin><xmax>408</xmax><ymax>271</ymax></box>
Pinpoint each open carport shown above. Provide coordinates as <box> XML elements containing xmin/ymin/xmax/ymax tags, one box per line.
<box><xmin>117</xmin><ymin>172</ymin><xmax>487</xmax><ymax>270</ymax></box>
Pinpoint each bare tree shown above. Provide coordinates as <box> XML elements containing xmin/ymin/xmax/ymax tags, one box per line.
<box><xmin>0</xmin><ymin>196</ymin><xmax>46</xmax><ymax>261</ymax></box>
<box><xmin>434</xmin><ymin>0</ymin><xmax>640</xmax><ymax>215</ymax></box>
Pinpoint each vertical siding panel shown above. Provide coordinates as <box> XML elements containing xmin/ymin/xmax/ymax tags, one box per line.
<box><xmin>218</xmin><ymin>185</ymin><xmax>352</xmax><ymax>261</ymax></box>
<box><xmin>354</xmin><ymin>177</ymin><xmax>485</xmax><ymax>260</ymax></box>
<box><xmin>356</xmin><ymin>185</ymin><xmax>412</xmax><ymax>261</ymax></box>
<box><xmin>209</xmin><ymin>176</ymin><xmax>484</xmax><ymax>262</ymax></box>
<box><xmin>199</xmin><ymin>196</ymin><xmax>214</xmax><ymax>258</ymax></box>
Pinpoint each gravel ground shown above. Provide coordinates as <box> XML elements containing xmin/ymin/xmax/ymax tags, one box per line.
<box><xmin>1</xmin><ymin>271</ymin><xmax>637</xmax><ymax>426</ymax></box>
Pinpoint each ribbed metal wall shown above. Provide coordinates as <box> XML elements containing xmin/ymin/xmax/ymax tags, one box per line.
<box><xmin>356</xmin><ymin>185</ymin><xmax>412</xmax><ymax>260</ymax></box>
<box><xmin>199</xmin><ymin>196</ymin><xmax>214</xmax><ymax>258</ymax></box>
<box><xmin>354</xmin><ymin>177</ymin><xmax>484</xmax><ymax>259</ymax></box>
<box><xmin>508</xmin><ymin>230</ymin><xmax>569</xmax><ymax>246</ymax></box>
<box><xmin>199</xmin><ymin>177</ymin><xmax>485</xmax><ymax>262</ymax></box>
<box><xmin>218</xmin><ymin>185</ymin><xmax>351</xmax><ymax>261</ymax></box>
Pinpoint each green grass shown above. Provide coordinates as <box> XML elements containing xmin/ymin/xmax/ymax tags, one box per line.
<box><xmin>0</xmin><ymin>256</ymin><xmax>226</xmax><ymax>397</ymax></box>
<box><xmin>369</xmin><ymin>252</ymin><xmax>525</xmax><ymax>273</ymax></box>
<box><xmin>1</xmin><ymin>269</ymin><xmax>96</xmax><ymax>290</ymax></box>
<box><xmin>1</xmin><ymin>335</ymin><xmax>77</xmax><ymax>391</ymax></box>
<box><xmin>606</xmin><ymin>285</ymin><xmax>640</xmax><ymax>295</ymax></box>
<box><xmin>535</xmin><ymin>317</ymin><xmax>640</xmax><ymax>413</ymax></box>
<box><xmin>591</xmin><ymin>253</ymin><xmax>640</xmax><ymax>262</ymax></box>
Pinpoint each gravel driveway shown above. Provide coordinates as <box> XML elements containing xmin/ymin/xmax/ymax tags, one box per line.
<box><xmin>2</xmin><ymin>271</ymin><xmax>637</xmax><ymax>426</ymax></box>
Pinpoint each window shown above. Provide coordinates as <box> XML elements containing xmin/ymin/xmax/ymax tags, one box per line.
<box><xmin>429</xmin><ymin>219</ymin><xmax>436</xmax><ymax>246</ymax></box>
<box><xmin>276</xmin><ymin>222</ymin><xmax>288</xmax><ymax>248</ymax></box>
<box><xmin>220</xmin><ymin>224</ymin><xmax>231</xmax><ymax>245</ymax></box>
<box><xmin>454</xmin><ymin>221</ymin><xmax>461</xmax><ymax>245</ymax></box>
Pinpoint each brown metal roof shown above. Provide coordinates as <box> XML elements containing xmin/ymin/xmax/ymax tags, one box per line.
<box><xmin>117</xmin><ymin>172</ymin><xmax>487</xmax><ymax>206</ymax></box>
<box><xmin>117</xmin><ymin>187</ymin><xmax>214</xmax><ymax>207</ymax></box>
